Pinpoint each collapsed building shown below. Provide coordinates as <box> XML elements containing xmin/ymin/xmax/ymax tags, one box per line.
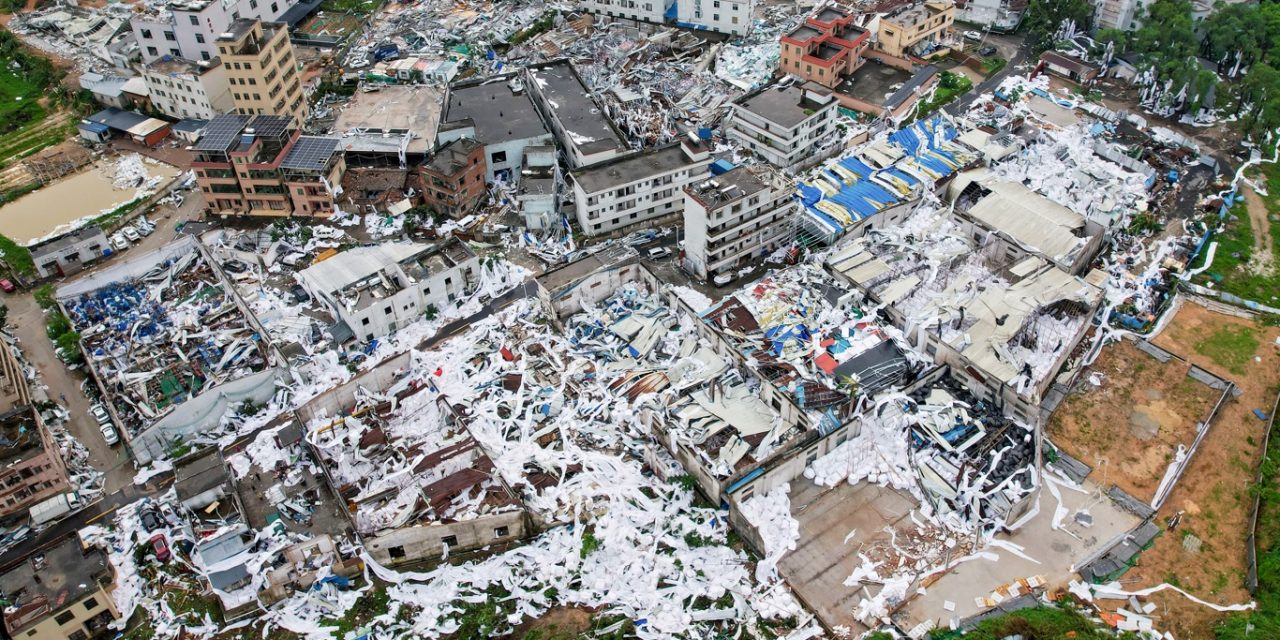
<box><xmin>57</xmin><ymin>236</ymin><xmax>285</xmax><ymax>464</ymax></box>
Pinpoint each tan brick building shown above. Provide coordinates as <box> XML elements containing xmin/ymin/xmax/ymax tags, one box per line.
<box><xmin>417</xmin><ymin>137</ymin><xmax>487</xmax><ymax>218</ymax></box>
<box><xmin>216</xmin><ymin>20</ymin><xmax>306</xmax><ymax>125</ymax></box>
<box><xmin>875</xmin><ymin>1</ymin><xmax>955</xmax><ymax>62</ymax></box>
<box><xmin>779</xmin><ymin>6</ymin><xmax>871</xmax><ymax>88</ymax></box>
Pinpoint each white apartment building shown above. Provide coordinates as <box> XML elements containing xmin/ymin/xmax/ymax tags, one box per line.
<box><xmin>527</xmin><ymin>60</ymin><xmax>629</xmax><ymax>169</ymax></box>
<box><xmin>131</xmin><ymin>0</ymin><xmax>294</xmax><ymax>64</ymax></box>
<box><xmin>725</xmin><ymin>81</ymin><xmax>838</xmax><ymax>171</ymax></box>
<box><xmin>676</xmin><ymin>0</ymin><xmax>754</xmax><ymax>35</ymax></box>
<box><xmin>143</xmin><ymin>56</ymin><xmax>234</xmax><ymax>120</ymax></box>
<box><xmin>570</xmin><ymin>136</ymin><xmax>712</xmax><ymax>237</ymax></box>
<box><xmin>297</xmin><ymin>240</ymin><xmax>479</xmax><ymax>344</ymax></box>
<box><xmin>578</xmin><ymin>0</ymin><xmax>673</xmax><ymax>24</ymax></box>
<box><xmin>682</xmin><ymin>165</ymin><xmax>795</xmax><ymax>280</ymax></box>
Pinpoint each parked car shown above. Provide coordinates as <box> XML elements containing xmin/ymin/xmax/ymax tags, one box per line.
<box><xmin>150</xmin><ymin>533</ymin><xmax>171</xmax><ymax>562</ymax></box>
<box><xmin>121</xmin><ymin>226</ymin><xmax>141</xmax><ymax>242</ymax></box>
<box><xmin>713</xmin><ymin>273</ymin><xmax>734</xmax><ymax>286</ymax></box>
<box><xmin>979</xmin><ymin>45</ymin><xmax>997</xmax><ymax>57</ymax></box>
<box><xmin>291</xmin><ymin>284</ymin><xmax>310</xmax><ymax>304</ymax></box>
<box><xmin>90</xmin><ymin>404</ymin><xmax>111</xmax><ymax>425</ymax></box>
<box><xmin>963</xmin><ymin>30</ymin><xmax>982</xmax><ymax>40</ymax></box>
<box><xmin>111</xmin><ymin>234</ymin><xmax>130</xmax><ymax>252</ymax></box>
<box><xmin>140</xmin><ymin>508</ymin><xmax>164</xmax><ymax>532</ymax></box>
<box><xmin>134</xmin><ymin>221</ymin><xmax>154</xmax><ymax>237</ymax></box>
<box><xmin>100</xmin><ymin>422</ymin><xmax>119</xmax><ymax>446</ymax></box>
<box><xmin>0</xmin><ymin>280</ymin><xmax>14</xmax><ymax>293</ymax></box>
<box><xmin>646</xmin><ymin>246</ymin><xmax>673</xmax><ymax>260</ymax></box>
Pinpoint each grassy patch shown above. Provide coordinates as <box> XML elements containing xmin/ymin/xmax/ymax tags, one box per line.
<box><xmin>1195</xmin><ymin>163</ymin><xmax>1280</xmax><ymax>305</ymax></box>
<box><xmin>92</xmin><ymin>196</ymin><xmax>147</xmax><ymax>229</ymax></box>
<box><xmin>1193</xmin><ymin>324</ymin><xmax>1260</xmax><ymax>375</ymax></box>
<box><xmin>0</xmin><ymin>233</ymin><xmax>33</xmax><ymax>278</ymax></box>
<box><xmin>319</xmin><ymin>581</ymin><xmax>386</xmax><ymax>637</ymax></box>
<box><xmin>930</xmin><ymin>605</ymin><xmax>1134</xmax><ymax>639</ymax></box>
<box><xmin>912</xmin><ymin>71</ymin><xmax>973</xmax><ymax>121</ymax></box>
<box><xmin>318</xmin><ymin>0</ymin><xmax>378</xmax><ymax>13</ymax></box>
<box><xmin>982</xmin><ymin>56</ymin><xmax>1007</xmax><ymax>75</ymax></box>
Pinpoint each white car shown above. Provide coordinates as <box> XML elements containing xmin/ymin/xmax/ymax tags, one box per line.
<box><xmin>963</xmin><ymin>30</ymin><xmax>982</xmax><ymax>40</ymax></box>
<box><xmin>90</xmin><ymin>404</ymin><xmax>111</xmax><ymax>425</ymax></box>
<box><xmin>110</xmin><ymin>233</ymin><xmax>130</xmax><ymax>252</ymax></box>
<box><xmin>100</xmin><ymin>423</ymin><xmax>119</xmax><ymax>446</ymax></box>
<box><xmin>713</xmin><ymin>273</ymin><xmax>734</xmax><ymax>286</ymax></box>
<box><xmin>646</xmin><ymin>247</ymin><xmax>673</xmax><ymax>260</ymax></box>
<box><xmin>121</xmin><ymin>226</ymin><xmax>141</xmax><ymax>242</ymax></box>
<box><xmin>134</xmin><ymin>221</ymin><xmax>154</xmax><ymax>237</ymax></box>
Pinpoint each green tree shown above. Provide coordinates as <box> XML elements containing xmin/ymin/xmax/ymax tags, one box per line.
<box><xmin>1023</xmin><ymin>0</ymin><xmax>1093</xmax><ymax>53</ymax></box>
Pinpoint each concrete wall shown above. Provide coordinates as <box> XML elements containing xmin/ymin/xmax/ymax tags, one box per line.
<box><xmin>547</xmin><ymin>261</ymin><xmax>653</xmax><ymax>318</ymax></box>
<box><xmin>364</xmin><ymin>509</ymin><xmax>528</xmax><ymax>567</ymax></box>
<box><xmin>293</xmin><ymin>351</ymin><xmax>414</xmax><ymax>426</ymax></box>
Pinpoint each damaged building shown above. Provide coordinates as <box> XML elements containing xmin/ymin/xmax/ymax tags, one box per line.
<box><xmin>570</xmin><ymin>135</ymin><xmax>712</xmax><ymax>236</ymax></box>
<box><xmin>681</xmin><ymin>164</ymin><xmax>797</xmax><ymax>281</ymax></box>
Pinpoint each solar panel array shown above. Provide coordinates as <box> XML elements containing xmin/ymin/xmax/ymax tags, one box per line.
<box><xmin>281</xmin><ymin>136</ymin><xmax>339</xmax><ymax>171</ymax></box>
<box><xmin>247</xmin><ymin>115</ymin><xmax>291</xmax><ymax>140</ymax></box>
<box><xmin>194</xmin><ymin>114</ymin><xmax>250</xmax><ymax>152</ymax></box>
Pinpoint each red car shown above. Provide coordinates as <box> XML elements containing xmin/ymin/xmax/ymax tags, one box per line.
<box><xmin>150</xmin><ymin>533</ymin><xmax>171</xmax><ymax>562</ymax></box>
<box><xmin>0</xmin><ymin>280</ymin><xmax>14</xmax><ymax>293</ymax></box>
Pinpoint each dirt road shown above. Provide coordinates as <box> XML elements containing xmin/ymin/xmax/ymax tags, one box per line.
<box><xmin>1240</xmin><ymin>186</ymin><xmax>1276</xmax><ymax>276</ymax></box>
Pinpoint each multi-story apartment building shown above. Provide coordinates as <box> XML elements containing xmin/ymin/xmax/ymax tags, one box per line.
<box><xmin>131</xmin><ymin>0</ymin><xmax>294</xmax><ymax>64</ymax></box>
<box><xmin>675</xmin><ymin>0</ymin><xmax>754</xmax><ymax>35</ymax></box>
<box><xmin>682</xmin><ymin>165</ymin><xmax>795</xmax><ymax>281</ymax></box>
<box><xmin>875</xmin><ymin>1</ymin><xmax>956</xmax><ymax>62</ymax></box>
<box><xmin>526</xmin><ymin>60</ymin><xmax>629</xmax><ymax>169</ymax></box>
<box><xmin>518</xmin><ymin>146</ymin><xmax>561</xmax><ymax>230</ymax></box>
<box><xmin>296</xmin><ymin>239</ymin><xmax>480</xmax><ymax>343</ymax></box>
<box><xmin>418</xmin><ymin>137</ymin><xmax>487</xmax><ymax>218</ymax></box>
<box><xmin>956</xmin><ymin>0</ymin><xmax>1026</xmax><ymax>31</ymax></box>
<box><xmin>0</xmin><ymin>538</ymin><xmax>119</xmax><ymax>640</ymax></box>
<box><xmin>193</xmin><ymin>113</ymin><xmax>345</xmax><ymax>217</ymax></box>
<box><xmin>578</xmin><ymin>0</ymin><xmax>673</xmax><ymax>25</ymax></box>
<box><xmin>779</xmin><ymin>6</ymin><xmax>870</xmax><ymax>88</ymax></box>
<box><xmin>0</xmin><ymin>335</ymin><xmax>69</xmax><ymax>519</ymax></box>
<box><xmin>438</xmin><ymin>75</ymin><xmax>554</xmax><ymax>185</ymax></box>
<box><xmin>143</xmin><ymin>56</ymin><xmax>235</xmax><ymax>120</ymax></box>
<box><xmin>216</xmin><ymin>20</ymin><xmax>306</xmax><ymax>125</ymax></box>
<box><xmin>570</xmin><ymin>136</ymin><xmax>712</xmax><ymax>237</ymax></box>
<box><xmin>725</xmin><ymin>81</ymin><xmax>838</xmax><ymax>171</ymax></box>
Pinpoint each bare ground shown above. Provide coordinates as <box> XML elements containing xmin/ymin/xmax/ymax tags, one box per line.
<box><xmin>1241</xmin><ymin>186</ymin><xmax>1276</xmax><ymax>277</ymax></box>
<box><xmin>1097</xmin><ymin>301</ymin><xmax>1280</xmax><ymax>639</ymax></box>
<box><xmin>1048</xmin><ymin>339</ymin><xmax>1221</xmax><ymax>503</ymax></box>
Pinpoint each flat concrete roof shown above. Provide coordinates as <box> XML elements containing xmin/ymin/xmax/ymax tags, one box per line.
<box><xmin>837</xmin><ymin>63</ymin><xmax>915</xmax><ymax>108</ymax></box>
<box><xmin>571</xmin><ymin>143</ymin><xmax>702</xmax><ymax>194</ymax></box>
<box><xmin>0</xmin><ymin>537</ymin><xmax>110</xmax><ymax>634</ymax></box>
<box><xmin>529</xmin><ymin>61</ymin><xmax>627</xmax><ymax>156</ymax></box>
<box><xmin>443</xmin><ymin>76</ymin><xmax>550</xmax><ymax>146</ymax></box>
<box><xmin>736</xmin><ymin>82</ymin><xmax>831</xmax><ymax>128</ymax></box>
<box><xmin>333</xmin><ymin>85</ymin><xmax>443</xmax><ymax>155</ymax></box>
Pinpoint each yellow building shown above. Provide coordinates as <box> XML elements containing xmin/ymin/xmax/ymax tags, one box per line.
<box><xmin>216</xmin><ymin>19</ymin><xmax>306</xmax><ymax>126</ymax></box>
<box><xmin>0</xmin><ymin>538</ymin><xmax>120</xmax><ymax>640</ymax></box>
<box><xmin>876</xmin><ymin>1</ymin><xmax>955</xmax><ymax>61</ymax></box>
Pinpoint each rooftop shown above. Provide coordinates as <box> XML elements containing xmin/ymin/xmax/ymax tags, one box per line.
<box><xmin>960</xmin><ymin>177</ymin><xmax>1093</xmax><ymax>268</ymax></box>
<box><xmin>442</xmin><ymin>75</ymin><xmax>550</xmax><ymax>145</ymax></box>
<box><xmin>30</xmin><ymin>225</ymin><xmax>107</xmax><ymax>260</ymax></box>
<box><xmin>333</xmin><ymin>85</ymin><xmax>444</xmax><ymax>156</ymax></box>
<box><xmin>536</xmin><ymin>244</ymin><xmax>639</xmax><ymax>293</ymax></box>
<box><xmin>570</xmin><ymin>141</ymin><xmax>706</xmax><ymax>194</ymax></box>
<box><xmin>736</xmin><ymin>81</ymin><xmax>834</xmax><ymax>128</ymax></box>
<box><xmin>424</xmin><ymin>137</ymin><xmax>483</xmax><ymax>176</ymax></box>
<box><xmin>684</xmin><ymin>165</ymin><xmax>773</xmax><ymax>211</ymax></box>
<box><xmin>174</xmin><ymin>448</ymin><xmax>231</xmax><ymax>503</ymax></box>
<box><xmin>0</xmin><ymin>538</ymin><xmax>110</xmax><ymax>634</ymax></box>
<box><xmin>280</xmin><ymin>136</ymin><xmax>340</xmax><ymax>172</ymax></box>
<box><xmin>528</xmin><ymin>60</ymin><xmax>628</xmax><ymax>156</ymax></box>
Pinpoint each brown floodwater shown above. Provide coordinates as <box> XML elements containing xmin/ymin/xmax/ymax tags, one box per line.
<box><xmin>0</xmin><ymin>160</ymin><xmax>180</xmax><ymax>245</ymax></box>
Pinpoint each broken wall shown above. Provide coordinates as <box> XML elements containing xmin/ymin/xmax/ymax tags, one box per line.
<box><xmin>293</xmin><ymin>351</ymin><xmax>414</xmax><ymax>426</ymax></box>
<box><xmin>364</xmin><ymin>508</ymin><xmax>528</xmax><ymax>567</ymax></box>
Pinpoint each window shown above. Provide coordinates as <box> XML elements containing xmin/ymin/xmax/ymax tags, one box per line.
<box><xmin>68</xmin><ymin>632</ymin><xmax>87</xmax><ymax>640</ymax></box>
<box><xmin>141</xmin><ymin>29</ymin><xmax>152</xmax><ymax>39</ymax></box>
<box><xmin>490</xmin><ymin>150</ymin><xmax>507</xmax><ymax>164</ymax></box>
<box><xmin>147</xmin><ymin>46</ymin><xmax>159</xmax><ymax>57</ymax></box>
<box><xmin>250</xmin><ymin>0</ymin><xmax>258</xmax><ymax>7</ymax></box>
<box><xmin>387</xmin><ymin>546</ymin><xmax>406</xmax><ymax>559</ymax></box>
<box><xmin>494</xmin><ymin>526</ymin><xmax>510</xmax><ymax>538</ymax></box>
<box><xmin>83</xmin><ymin>597</ymin><xmax>99</xmax><ymax>611</ymax></box>
<box><xmin>271</xmin><ymin>1</ymin><xmax>278</xmax><ymax>11</ymax></box>
<box><xmin>54</xmin><ymin>611</ymin><xmax>76</xmax><ymax>625</ymax></box>
<box><xmin>441</xmin><ymin>535</ymin><xmax>458</xmax><ymax>546</ymax></box>
<box><xmin>384</xmin><ymin>305</ymin><xmax>392</xmax><ymax>315</ymax></box>
<box><xmin>361</xmin><ymin>318</ymin><xmax>370</xmax><ymax>326</ymax></box>
<box><xmin>164</xmin><ymin>31</ymin><xmax>176</xmax><ymax>41</ymax></box>
<box><xmin>195</xmin><ymin>33</ymin><xmax>205</xmax><ymax>44</ymax></box>
<box><xmin>201</xmin><ymin>51</ymin><xmax>210</xmax><ymax>61</ymax></box>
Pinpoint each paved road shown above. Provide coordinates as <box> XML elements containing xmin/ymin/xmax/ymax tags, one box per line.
<box><xmin>0</xmin><ymin>473</ymin><xmax>174</xmax><ymax>573</ymax></box>
<box><xmin>946</xmin><ymin>37</ymin><xmax>1032</xmax><ymax>115</ymax></box>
